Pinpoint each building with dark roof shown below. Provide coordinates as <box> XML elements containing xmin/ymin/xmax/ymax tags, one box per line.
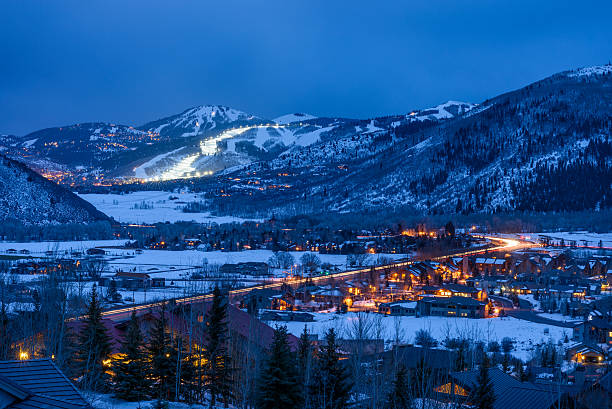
<box><xmin>417</xmin><ymin>296</ymin><xmax>490</xmax><ymax>318</ymax></box>
<box><xmin>434</xmin><ymin>368</ymin><xmax>576</xmax><ymax>409</ymax></box>
<box><xmin>0</xmin><ymin>359</ymin><xmax>89</xmax><ymax>409</ymax></box>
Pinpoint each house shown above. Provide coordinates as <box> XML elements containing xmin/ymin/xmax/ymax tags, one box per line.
<box><xmin>244</xmin><ymin>289</ymin><xmax>285</xmax><ymax>311</ymax></box>
<box><xmin>378</xmin><ymin>301</ymin><xmax>417</xmax><ymax>316</ymax></box>
<box><xmin>566</xmin><ymin>343</ymin><xmax>606</xmax><ymax>364</ymax></box>
<box><xmin>151</xmin><ymin>277</ymin><xmax>166</xmax><ymax>287</ymax></box>
<box><xmin>474</xmin><ymin>258</ymin><xmax>507</xmax><ymax>274</ymax></box>
<box><xmin>86</xmin><ymin>248</ymin><xmax>106</xmax><ymax>255</ymax></box>
<box><xmin>466</xmin><ymin>275</ymin><xmax>508</xmax><ymax>291</ymax></box>
<box><xmin>219</xmin><ymin>262</ymin><xmax>269</xmax><ymax>276</ymax></box>
<box><xmin>434</xmin><ymin>368</ymin><xmax>576</xmax><ymax>409</ymax></box>
<box><xmin>113</xmin><ymin>272</ymin><xmax>151</xmax><ymax>289</ymax></box>
<box><xmin>440</xmin><ymin>284</ymin><xmax>485</xmax><ymax>301</ymax></box>
<box><xmin>514</xmin><ymin>258</ymin><xmax>541</xmax><ymax>275</ymax></box>
<box><xmin>573</xmin><ymin>318</ymin><xmax>612</xmax><ymax>345</ymax></box>
<box><xmin>0</xmin><ymin>358</ymin><xmax>90</xmax><ymax>409</ymax></box>
<box><xmin>417</xmin><ymin>296</ymin><xmax>490</xmax><ymax>318</ymax></box>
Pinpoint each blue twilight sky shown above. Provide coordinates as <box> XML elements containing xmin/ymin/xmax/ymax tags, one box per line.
<box><xmin>1</xmin><ymin>0</ymin><xmax>611</xmax><ymax>135</ymax></box>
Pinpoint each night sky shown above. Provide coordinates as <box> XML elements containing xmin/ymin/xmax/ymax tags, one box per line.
<box><xmin>1</xmin><ymin>0</ymin><xmax>610</xmax><ymax>135</ymax></box>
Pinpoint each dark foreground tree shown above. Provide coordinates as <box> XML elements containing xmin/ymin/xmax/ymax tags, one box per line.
<box><xmin>257</xmin><ymin>326</ymin><xmax>302</xmax><ymax>409</ymax></box>
<box><xmin>473</xmin><ymin>355</ymin><xmax>495</xmax><ymax>409</ymax></box>
<box><xmin>386</xmin><ymin>364</ymin><xmax>410</xmax><ymax>409</ymax></box>
<box><xmin>74</xmin><ymin>285</ymin><xmax>112</xmax><ymax>392</ymax></box>
<box><xmin>311</xmin><ymin>328</ymin><xmax>353</xmax><ymax>409</ymax></box>
<box><xmin>113</xmin><ymin>310</ymin><xmax>151</xmax><ymax>401</ymax></box>
<box><xmin>148</xmin><ymin>304</ymin><xmax>177</xmax><ymax>401</ymax></box>
<box><xmin>297</xmin><ymin>326</ymin><xmax>313</xmax><ymax>408</ymax></box>
<box><xmin>204</xmin><ymin>287</ymin><xmax>233</xmax><ymax>408</ymax></box>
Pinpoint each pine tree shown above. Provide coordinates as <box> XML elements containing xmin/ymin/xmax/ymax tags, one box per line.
<box><xmin>74</xmin><ymin>285</ymin><xmax>112</xmax><ymax>392</ymax></box>
<box><xmin>0</xmin><ymin>303</ymin><xmax>10</xmax><ymax>360</ymax></box>
<box><xmin>311</xmin><ymin>328</ymin><xmax>352</xmax><ymax>409</ymax></box>
<box><xmin>386</xmin><ymin>364</ymin><xmax>410</xmax><ymax>409</ymax></box>
<box><xmin>204</xmin><ymin>287</ymin><xmax>233</xmax><ymax>408</ymax></box>
<box><xmin>148</xmin><ymin>304</ymin><xmax>177</xmax><ymax>401</ymax></box>
<box><xmin>113</xmin><ymin>311</ymin><xmax>151</xmax><ymax>401</ymax></box>
<box><xmin>473</xmin><ymin>355</ymin><xmax>495</xmax><ymax>409</ymax></box>
<box><xmin>257</xmin><ymin>326</ymin><xmax>303</xmax><ymax>409</ymax></box>
<box><xmin>297</xmin><ymin>326</ymin><xmax>313</xmax><ymax>408</ymax></box>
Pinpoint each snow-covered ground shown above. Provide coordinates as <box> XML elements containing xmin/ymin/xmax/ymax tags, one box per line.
<box><xmin>509</xmin><ymin>231</ymin><xmax>612</xmax><ymax>248</ymax></box>
<box><xmin>87</xmin><ymin>393</ymin><xmax>239</xmax><ymax>409</ymax></box>
<box><xmin>78</xmin><ymin>191</ymin><xmax>257</xmax><ymax>224</ymax></box>
<box><xmin>104</xmin><ymin>249</ymin><xmax>407</xmax><ymax>279</ymax></box>
<box><xmin>281</xmin><ymin>312</ymin><xmax>572</xmax><ymax>361</ymax></box>
<box><xmin>0</xmin><ymin>239</ymin><xmax>129</xmax><ymax>255</ymax></box>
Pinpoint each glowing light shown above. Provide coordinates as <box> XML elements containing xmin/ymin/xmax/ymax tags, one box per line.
<box><xmin>19</xmin><ymin>351</ymin><xmax>29</xmax><ymax>360</ymax></box>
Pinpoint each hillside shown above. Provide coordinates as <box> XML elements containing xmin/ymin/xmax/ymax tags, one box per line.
<box><xmin>1</xmin><ymin>65</ymin><xmax>610</xmax><ymax>216</ymax></box>
<box><xmin>0</xmin><ymin>155</ymin><xmax>109</xmax><ymax>224</ymax></box>
<box><xmin>194</xmin><ymin>65</ymin><xmax>612</xmax><ymax>216</ymax></box>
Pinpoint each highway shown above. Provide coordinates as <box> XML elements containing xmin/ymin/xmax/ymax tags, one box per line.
<box><xmin>101</xmin><ymin>235</ymin><xmax>534</xmax><ymax>322</ymax></box>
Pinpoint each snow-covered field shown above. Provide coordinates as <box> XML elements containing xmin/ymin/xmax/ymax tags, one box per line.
<box><xmin>0</xmin><ymin>239</ymin><xmax>129</xmax><ymax>255</ymax></box>
<box><xmin>281</xmin><ymin>312</ymin><xmax>572</xmax><ymax>361</ymax></box>
<box><xmin>508</xmin><ymin>231</ymin><xmax>612</xmax><ymax>248</ymax></box>
<box><xmin>77</xmin><ymin>191</ymin><xmax>257</xmax><ymax>224</ymax></box>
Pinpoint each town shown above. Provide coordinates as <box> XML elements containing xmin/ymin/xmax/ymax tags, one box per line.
<box><xmin>2</xmin><ymin>227</ymin><xmax>612</xmax><ymax>408</ymax></box>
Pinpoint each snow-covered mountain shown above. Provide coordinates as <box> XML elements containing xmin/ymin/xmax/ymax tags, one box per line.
<box><xmin>273</xmin><ymin>113</ymin><xmax>318</xmax><ymax>125</ymax></box>
<box><xmin>139</xmin><ymin>105</ymin><xmax>264</xmax><ymax>138</ymax></box>
<box><xmin>0</xmin><ymin>154</ymin><xmax>109</xmax><ymax>224</ymax></box>
<box><xmin>4</xmin><ymin>64</ymin><xmax>610</xmax><ymax>216</ymax></box>
<box><xmin>405</xmin><ymin>101</ymin><xmax>476</xmax><ymax>121</ymax></box>
<box><xmin>193</xmin><ymin>64</ymin><xmax>612</xmax><ymax>216</ymax></box>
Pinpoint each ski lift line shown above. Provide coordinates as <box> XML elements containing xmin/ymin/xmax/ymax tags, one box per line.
<box><xmin>100</xmin><ymin>236</ymin><xmax>530</xmax><ymax>320</ymax></box>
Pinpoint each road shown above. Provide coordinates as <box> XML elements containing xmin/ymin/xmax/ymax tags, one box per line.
<box><xmin>490</xmin><ymin>296</ymin><xmax>578</xmax><ymax>328</ymax></box>
<box><xmin>101</xmin><ymin>235</ymin><xmax>534</xmax><ymax>322</ymax></box>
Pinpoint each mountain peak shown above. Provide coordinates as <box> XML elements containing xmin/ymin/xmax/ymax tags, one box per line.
<box><xmin>139</xmin><ymin>104</ymin><xmax>262</xmax><ymax>138</ymax></box>
<box><xmin>273</xmin><ymin>113</ymin><xmax>318</xmax><ymax>125</ymax></box>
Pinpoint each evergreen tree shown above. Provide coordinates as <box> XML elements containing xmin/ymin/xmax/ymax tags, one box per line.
<box><xmin>113</xmin><ymin>311</ymin><xmax>151</xmax><ymax>401</ymax></box>
<box><xmin>148</xmin><ymin>304</ymin><xmax>177</xmax><ymax>401</ymax></box>
<box><xmin>297</xmin><ymin>326</ymin><xmax>313</xmax><ymax>408</ymax></box>
<box><xmin>473</xmin><ymin>355</ymin><xmax>495</xmax><ymax>409</ymax></box>
<box><xmin>311</xmin><ymin>328</ymin><xmax>352</xmax><ymax>409</ymax></box>
<box><xmin>386</xmin><ymin>364</ymin><xmax>410</xmax><ymax>409</ymax></box>
<box><xmin>257</xmin><ymin>326</ymin><xmax>303</xmax><ymax>409</ymax></box>
<box><xmin>74</xmin><ymin>285</ymin><xmax>112</xmax><ymax>392</ymax></box>
<box><xmin>0</xmin><ymin>303</ymin><xmax>10</xmax><ymax>360</ymax></box>
<box><xmin>204</xmin><ymin>287</ymin><xmax>233</xmax><ymax>408</ymax></box>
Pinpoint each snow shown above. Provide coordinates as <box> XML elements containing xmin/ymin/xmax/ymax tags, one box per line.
<box><xmin>77</xmin><ymin>191</ymin><xmax>258</xmax><ymax>224</ymax></box>
<box><xmin>133</xmin><ymin>147</ymin><xmax>186</xmax><ymax>178</ymax></box>
<box><xmin>567</xmin><ymin>65</ymin><xmax>612</xmax><ymax>78</ymax></box>
<box><xmin>294</xmin><ymin>125</ymin><xmax>335</xmax><ymax>147</ymax></box>
<box><xmin>282</xmin><ymin>313</ymin><xmax>572</xmax><ymax>361</ymax></box>
<box><xmin>0</xmin><ymin>239</ymin><xmax>129</xmax><ymax>255</ymax></box>
<box><xmin>88</xmin><ymin>393</ymin><xmax>239</xmax><ymax>409</ymax></box>
<box><xmin>22</xmin><ymin>138</ymin><xmax>37</xmax><ymax>147</ymax></box>
<box><xmin>516</xmin><ymin>232</ymin><xmax>612</xmax><ymax>248</ymax></box>
<box><xmin>102</xmin><ymin>249</ymin><xmax>408</xmax><ymax>279</ymax></box>
<box><xmin>410</xmin><ymin>101</ymin><xmax>475</xmax><ymax>121</ymax></box>
<box><xmin>273</xmin><ymin>113</ymin><xmax>317</xmax><ymax>125</ymax></box>
<box><xmin>364</xmin><ymin>120</ymin><xmax>383</xmax><ymax>134</ymax></box>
